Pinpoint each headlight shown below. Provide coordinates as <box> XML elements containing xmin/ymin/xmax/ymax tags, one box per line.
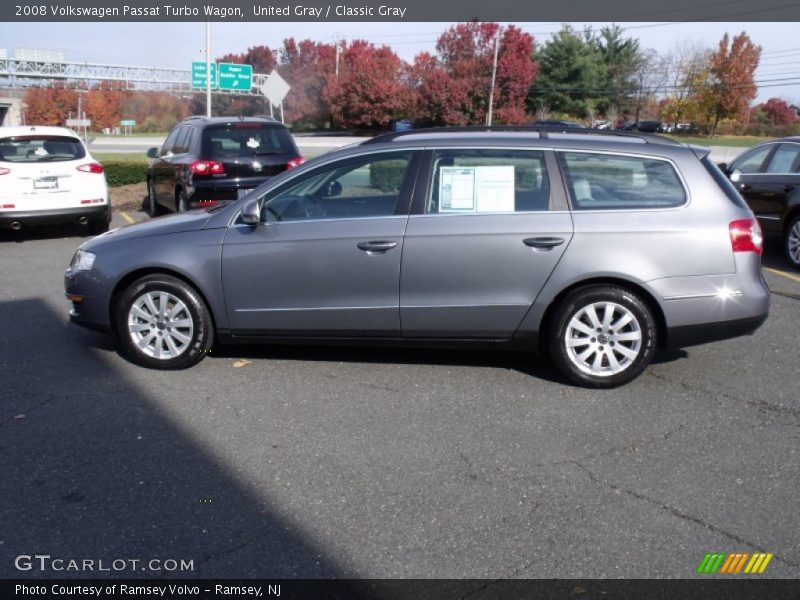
<box><xmin>71</xmin><ymin>249</ymin><xmax>96</xmax><ymax>271</ymax></box>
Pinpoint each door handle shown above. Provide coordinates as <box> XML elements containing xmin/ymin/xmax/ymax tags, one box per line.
<box><xmin>357</xmin><ymin>240</ymin><xmax>398</xmax><ymax>253</ymax></box>
<box><xmin>784</xmin><ymin>185</ymin><xmax>795</xmax><ymax>193</ymax></box>
<box><xmin>523</xmin><ymin>236</ymin><xmax>565</xmax><ymax>249</ymax></box>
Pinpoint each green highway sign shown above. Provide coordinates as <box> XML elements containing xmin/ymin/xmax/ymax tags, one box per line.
<box><xmin>218</xmin><ymin>63</ymin><xmax>252</xmax><ymax>91</ymax></box>
<box><xmin>120</xmin><ymin>119</ymin><xmax>136</xmax><ymax>126</ymax></box>
<box><xmin>191</xmin><ymin>61</ymin><xmax>217</xmax><ymax>89</ymax></box>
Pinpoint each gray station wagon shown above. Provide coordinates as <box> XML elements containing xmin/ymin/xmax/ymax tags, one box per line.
<box><xmin>65</xmin><ymin>127</ymin><xmax>769</xmax><ymax>387</ymax></box>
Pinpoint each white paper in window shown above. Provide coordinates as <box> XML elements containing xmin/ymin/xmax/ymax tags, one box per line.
<box><xmin>439</xmin><ymin>167</ymin><xmax>476</xmax><ymax>212</ymax></box>
<box><xmin>475</xmin><ymin>166</ymin><xmax>515</xmax><ymax>213</ymax></box>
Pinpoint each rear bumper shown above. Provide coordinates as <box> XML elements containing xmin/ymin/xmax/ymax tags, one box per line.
<box><xmin>188</xmin><ymin>177</ymin><xmax>274</xmax><ymax>203</ymax></box>
<box><xmin>0</xmin><ymin>205</ymin><xmax>109</xmax><ymax>228</ymax></box>
<box><xmin>666</xmin><ymin>314</ymin><xmax>768</xmax><ymax>348</ymax></box>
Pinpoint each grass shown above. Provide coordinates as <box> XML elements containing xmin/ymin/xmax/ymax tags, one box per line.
<box><xmin>94</xmin><ymin>152</ymin><xmax>149</xmax><ymax>163</ymax></box>
<box><xmin>667</xmin><ymin>135</ymin><xmax>771</xmax><ymax>147</ymax></box>
<box><xmin>92</xmin><ymin>132</ymin><xmax>168</xmax><ymax>138</ymax></box>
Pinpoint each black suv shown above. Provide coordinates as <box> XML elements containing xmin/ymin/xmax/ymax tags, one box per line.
<box><xmin>146</xmin><ymin>116</ymin><xmax>303</xmax><ymax>215</ymax></box>
<box><xmin>721</xmin><ymin>137</ymin><xmax>800</xmax><ymax>269</ymax></box>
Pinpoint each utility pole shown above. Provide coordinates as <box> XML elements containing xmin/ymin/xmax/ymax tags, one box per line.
<box><xmin>335</xmin><ymin>37</ymin><xmax>341</xmax><ymax>80</ymax></box>
<box><xmin>205</xmin><ymin>19</ymin><xmax>212</xmax><ymax>117</ymax></box>
<box><xmin>486</xmin><ymin>26</ymin><xmax>501</xmax><ymax>126</ymax></box>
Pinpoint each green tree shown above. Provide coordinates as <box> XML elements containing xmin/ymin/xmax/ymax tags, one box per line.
<box><xmin>595</xmin><ymin>25</ymin><xmax>641</xmax><ymax>115</ymax></box>
<box><xmin>529</xmin><ymin>26</ymin><xmax>607</xmax><ymax>118</ymax></box>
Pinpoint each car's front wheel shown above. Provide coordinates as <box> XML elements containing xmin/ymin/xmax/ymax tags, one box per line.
<box><xmin>114</xmin><ymin>274</ymin><xmax>213</xmax><ymax>369</ymax></box>
<box><xmin>785</xmin><ymin>214</ymin><xmax>800</xmax><ymax>270</ymax></box>
<box><xmin>548</xmin><ymin>285</ymin><xmax>657</xmax><ymax>388</ymax></box>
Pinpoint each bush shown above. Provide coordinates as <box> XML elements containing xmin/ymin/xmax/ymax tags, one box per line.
<box><xmin>102</xmin><ymin>161</ymin><xmax>148</xmax><ymax>187</ymax></box>
<box><xmin>370</xmin><ymin>160</ymin><xmax>407</xmax><ymax>192</ymax></box>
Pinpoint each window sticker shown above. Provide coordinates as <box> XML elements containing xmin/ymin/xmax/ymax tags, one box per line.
<box><xmin>475</xmin><ymin>166</ymin><xmax>515</xmax><ymax>213</ymax></box>
<box><xmin>438</xmin><ymin>165</ymin><xmax>515</xmax><ymax>213</ymax></box>
<box><xmin>439</xmin><ymin>167</ymin><xmax>476</xmax><ymax>212</ymax></box>
<box><xmin>245</xmin><ymin>137</ymin><xmax>260</xmax><ymax>149</ymax></box>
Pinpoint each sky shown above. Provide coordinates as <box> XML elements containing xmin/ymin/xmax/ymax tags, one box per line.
<box><xmin>0</xmin><ymin>21</ymin><xmax>798</xmax><ymax>103</ymax></box>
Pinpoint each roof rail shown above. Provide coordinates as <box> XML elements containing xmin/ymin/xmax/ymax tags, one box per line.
<box><xmin>361</xmin><ymin>125</ymin><xmax>682</xmax><ymax>146</ymax></box>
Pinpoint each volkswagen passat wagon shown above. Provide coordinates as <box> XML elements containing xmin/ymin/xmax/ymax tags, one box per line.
<box><xmin>65</xmin><ymin>128</ymin><xmax>769</xmax><ymax>387</ymax></box>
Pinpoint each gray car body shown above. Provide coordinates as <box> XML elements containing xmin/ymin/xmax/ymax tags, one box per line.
<box><xmin>65</xmin><ymin>132</ymin><xmax>769</xmax><ymax>350</ymax></box>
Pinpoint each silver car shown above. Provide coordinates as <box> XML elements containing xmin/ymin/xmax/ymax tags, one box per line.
<box><xmin>65</xmin><ymin>128</ymin><xmax>769</xmax><ymax>387</ymax></box>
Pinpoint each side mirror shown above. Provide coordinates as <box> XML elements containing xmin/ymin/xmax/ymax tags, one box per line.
<box><xmin>717</xmin><ymin>162</ymin><xmax>727</xmax><ymax>173</ymax></box>
<box><xmin>146</xmin><ymin>147</ymin><xmax>159</xmax><ymax>159</ymax></box>
<box><xmin>730</xmin><ymin>169</ymin><xmax>742</xmax><ymax>183</ymax></box>
<box><xmin>240</xmin><ymin>198</ymin><xmax>260</xmax><ymax>225</ymax></box>
<box><xmin>323</xmin><ymin>180</ymin><xmax>342</xmax><ymax>198</ymax></box>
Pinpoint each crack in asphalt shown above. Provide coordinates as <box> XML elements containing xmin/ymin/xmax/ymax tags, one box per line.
<box><xmin>0</xmin><ymin>391</ymin><xmax>62</xmax><ymax>430</ymax></box>
<box><xmin>646</xmin><ymin>370</ymin><xmax>800</xmax><ymax>420</ymax></box>
<box><xmin>500</xmin><ymin>422</ymin><xmax>689</xmax><ymax>481</ymax></box>
<box><xmin>570</xmin><ymin>459</ymin><xmax>800</xmax><ymax>570</ymax></box>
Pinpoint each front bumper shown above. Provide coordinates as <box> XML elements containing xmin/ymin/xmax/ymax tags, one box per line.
<box><xmin>1</xmin><ymin>205</ymin><xmax>109</xmax><ymax>229</ymax></box>
<box><xmin>64</xmin><ymin>268</ymin><xmax>111</xmax><ymax>332</ymax></box>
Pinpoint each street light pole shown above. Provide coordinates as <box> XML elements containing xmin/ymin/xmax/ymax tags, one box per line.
<box><xmin>205</xmin><ymin>20</ymin><xmax>212</xmax><ymax>117</ymax></box>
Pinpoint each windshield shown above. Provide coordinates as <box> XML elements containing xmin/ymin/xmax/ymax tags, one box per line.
<box><xmin>201</xmin><ymin>124</ymin><xmax>296</xmax><ymax>159</ymax></box>
<box><xmin>0</xmin><ymin>135</ymin><xmax>86</xmax><ymax>163</ymax></box>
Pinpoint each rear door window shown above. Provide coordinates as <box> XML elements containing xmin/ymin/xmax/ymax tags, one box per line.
<box><xmin>731</xmin><ymin>144</ymin><xmax>774</xmax><ymax>174</ymax></box>
<box><xmin>426</xmin><ymin>149</ymin><xmax>550</xmax><ymax>213</ymax></box>
<box><xmin>559</xmin><ymin>152</ymin><xmax>686</xmax><ymax>210</ymax></box>
<box><xmin>0</xmin><ymin>135</ymin><xmax>86</xmax><ymax>163</ymax></box>
<box><xmin>765</xmin><ymin>144</ymin><xmax>800</xmax><ymax>174</ymax></box>
<box><xmin>202</xmin><ymin>124</ymin><xmax>296</xmax><ymax>159</ymax></box>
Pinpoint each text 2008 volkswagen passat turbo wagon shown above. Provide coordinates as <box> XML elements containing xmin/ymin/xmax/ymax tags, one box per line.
<box><xmin>65</xmin><ymin>128</ymin><xmax>769</xmax><ymax>387</ymax></box>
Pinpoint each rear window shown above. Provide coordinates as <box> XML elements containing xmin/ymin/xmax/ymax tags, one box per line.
<box><xmin>559</xmin><ymin>151</ymin><xmax>686</xmax><ymax>210</ymax></box>
<box><xmin>201</xmin><ymin>124</ymin><xmax>296</xmax><ymax>159</ymax></box>
<box><xmin>0</xmin><ymin>135</ymin><xmax>86</xmax><ymax>163</ymax></box>
<box><xmin>702</xmin><ymin>157</ymin><xmax>749</xmax><ymax>209</ymax></box>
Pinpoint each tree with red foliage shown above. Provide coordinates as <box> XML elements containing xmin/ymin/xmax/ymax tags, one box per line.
<box><xmin>22</xmin><ymin>85</ymin><xmax>78</xmax><ymax>126</ymax></box>
<box><xmin>324</xmin><ymin>40</ymin><xmax>411</xmax><ymax>129</ymax></box>
<box><xmin>84</xmin><ymin>81</ymin><xmax>130</xmax><ymax>130</ymax></box>
<box><xmin>279</xmin><ymin>38</ymin><xmax>336</xmax><ymax>128</ymax></box>
<box><xmin>411</xmin><ymin>22</ymin><xmax>537</xmax><ymax>126</ymax></box>
<box><xmin>698</xmin><ymin>32</ymin><xmax>761</xmax><ymax>134</ymax></box>
<box><xmin>758</xmin><ymin>98</ymin><xmax>797</xmax><ymax>126</ymax></box>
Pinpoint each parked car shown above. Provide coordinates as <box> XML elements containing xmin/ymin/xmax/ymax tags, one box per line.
<box><xmin>66</xmin><ymin>127</ymin><xmax>769</xmax><ymax>387</ymax></box>
<box><xmin>0</xmin><ymin>126</ymin><xmax>110</xmax><ymax>233</ymax></box>
<box><xmin>531</xmin><ymin>119</ymin><xmax>586</xmax><ymax>129</ymax></box>
<box><xmin>720</xmin><ymin>137</ymin><xmax>800</xmax><ymax>269</ymax></box>
<box><xmin>145</xmin><ymin>116</ymin><xmax>304</xmax><ymax>216</ymax></box>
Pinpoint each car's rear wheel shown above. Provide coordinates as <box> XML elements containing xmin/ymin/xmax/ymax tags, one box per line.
<box><xmin>88</xmin><ymin>217</ymin><xmax>109</xmax><ymax>235</ymax></box>
<box><xmin>548</xmin><ymin>285</ymin><xmax>656</xmax><ymax>388</ymax></box>
<box><xmin>785</xmin><ymin>214</ymin><xmax>800</xmax><ymax>270</ymax></box>
<box><xmin>176</xmin><ymin>189</ymin><xmax>189</xmax><ymax>213</ymax></box>
<box><xmin>147</xmin><ymin>180</ymin><xmax>164</xmax><ymax>216</ymax></box>
<box><xmin>114</xmin><ymin>274</ymin><xmax>213</xmax><ymax>369</ymax></box>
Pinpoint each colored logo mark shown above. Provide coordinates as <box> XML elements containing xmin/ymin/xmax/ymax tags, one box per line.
<box><xmin>696</xmin><ymin>552</ymin><xmax>773</xmax><ymax>574</ymax></box>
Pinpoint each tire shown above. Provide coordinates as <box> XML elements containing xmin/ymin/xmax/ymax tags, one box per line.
<box><xmin>114</xmin><ymin>274</ymin><xmax>213</xmax><ymax>369</ymax></box>
<box><xmin>147</xmin><ymin>180</ymin><xmax>164</xmax><ymax>217</ymax></box>
<box><xmin>88</xmin><ymin>218</ymin><xmax>109</xmax><ymax>235</ymax></box>
<box><xmin>548</xmin><ymin>285</ymin><xmax>657</xmax><ymax>388</ymax></box>
<box><xmin>785</xmin><ymin>214</ymin><xmax>800</xmax><ymax>270</ymax></box>
<box><xmin>176</xmin><ymin>188</ymin><xmax>189</xmax><ymax>213</ymax></box>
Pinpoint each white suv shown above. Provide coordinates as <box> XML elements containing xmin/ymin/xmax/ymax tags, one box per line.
<box><xmin>0</xmin><ymin>126</ymin><xmax>110</xmax><ymax>233</ymax></box>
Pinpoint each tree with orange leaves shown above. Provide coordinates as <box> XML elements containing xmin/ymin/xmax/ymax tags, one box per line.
<box><xmin>698</xmin><ymin>32</ymin><xmax>761</xmax><ymax>135</ymax></box>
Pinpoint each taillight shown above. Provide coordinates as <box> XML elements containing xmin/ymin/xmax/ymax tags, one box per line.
<box><xmin>191</xmin><ymin>160</ymin><xmax>225</xmax><ymax>176</ymax></box>
<box><xmin>729</xmin><ymin>219</ymin><xmax>763</xmax><ymax>255</ymax></box>
<box><xmin>287</xmin><ymin>157</ymin><xmax>305</xmax><ymax>170</ymax></box>
<box><xmin>0</xmin><ymin>167</ymin><xmax>11</xmax><ymax>175</ymax></box>
<box><xmin>76</xmin><ymin>163</ymin><xmax>104</xmax><ymax>174</ymax></box>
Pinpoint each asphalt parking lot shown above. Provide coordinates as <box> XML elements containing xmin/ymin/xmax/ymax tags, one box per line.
<box><xmin>0</xmin><ymin>211</ymin><xmax>798</xmax><ymax>580</ymax></box>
